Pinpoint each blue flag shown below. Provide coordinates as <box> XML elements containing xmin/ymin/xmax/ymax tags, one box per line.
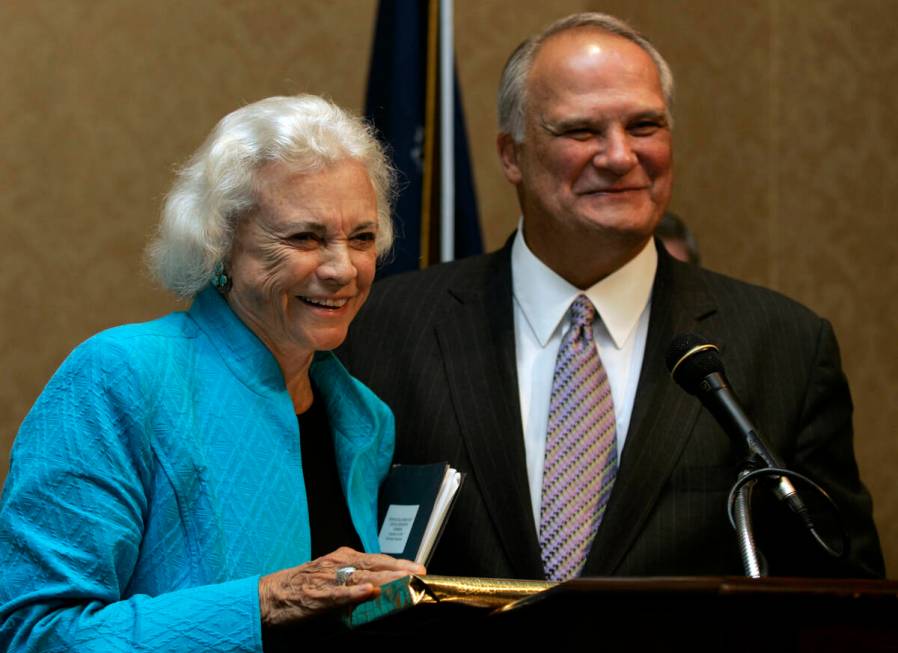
<box><xmin>364</xmin><ymin>0</ymin><xmax>483</xmax><ymax>276</ymax></box>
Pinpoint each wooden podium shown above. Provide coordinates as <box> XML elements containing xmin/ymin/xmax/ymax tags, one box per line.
<box><xmin>348</xmin><ymin>576</ymin><xmax>898</xmax><ymax>650</ymax></box>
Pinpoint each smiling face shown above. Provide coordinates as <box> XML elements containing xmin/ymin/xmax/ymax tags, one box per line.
<box><xmin>498</xmin><ymin>28</ymin><xmax>673</xmax><ymax>286</ymax></box>
<box><xmin>225</xmin><ymin>159</ymin><xmax>378</xmax><ymax>367</ymax></box>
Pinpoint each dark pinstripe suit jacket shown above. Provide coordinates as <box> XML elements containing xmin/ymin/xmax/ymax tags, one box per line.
<box><xmin>339</xmin><ymin>240</ymin><xmax>884</xmax><ymax>579</ymax></box>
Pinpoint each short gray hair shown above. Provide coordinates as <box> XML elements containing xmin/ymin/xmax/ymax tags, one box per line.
<box><xmin>497</xmin><ymin>12</ymin><xmax>675</xmax><ymax>142</ymax></box>
<box><xmin>147</xmin><ymin>94</ymin><xmax>395</xmax><ymax>297</ymax></box>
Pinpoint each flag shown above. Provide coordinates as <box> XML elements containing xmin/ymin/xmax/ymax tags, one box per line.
<box><xmin>364</xmin><ymin>0</ymin><xmax>483</xmax><ymax>276</ymax></box>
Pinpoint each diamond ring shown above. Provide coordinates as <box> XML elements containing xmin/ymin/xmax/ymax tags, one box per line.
<box><xmin>335</xmin><ymin>566</ymin><xmax>356</xmax><ymax>586</ymax></box>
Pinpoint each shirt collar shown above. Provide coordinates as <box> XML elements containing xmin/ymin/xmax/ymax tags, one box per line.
<box><xmin>511</xmin><ymin>227</ymin><xmax>657</xmax><ymax>349</ymax></box>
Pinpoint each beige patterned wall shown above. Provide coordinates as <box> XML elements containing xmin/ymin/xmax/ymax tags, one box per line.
<box><xmin>1</xmin><ymin>1</ymin><xmax>895</xmax><ymax>575</ymax></box>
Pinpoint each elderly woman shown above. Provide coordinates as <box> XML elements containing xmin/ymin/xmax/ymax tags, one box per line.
<box><xmin>0</xmin><ymin>95</ymin><xmax>423</xmax><ymax>650</ymax></box>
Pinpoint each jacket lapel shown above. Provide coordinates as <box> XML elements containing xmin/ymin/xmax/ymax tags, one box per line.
<box><xmin>584</xmin><ymin>245</ymin><xmax>719</xmax><ymax>575</ymax></box>
<box><xmin>434</xmin><ymin>247</ymin><xmax>545</xmax><ymax>578</ymax></box>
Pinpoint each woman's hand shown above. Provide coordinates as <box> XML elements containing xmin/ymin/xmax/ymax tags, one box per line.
<box><xmin>258</xmin><ymin>547</ymin><xmax>425</xmax><ymax>627</ymax></box>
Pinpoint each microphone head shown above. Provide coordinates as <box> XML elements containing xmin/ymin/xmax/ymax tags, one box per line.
<box><xmin>666</xmin><ymin>333</ymin><xmax>724</xmax><ymax>394</ymax></box>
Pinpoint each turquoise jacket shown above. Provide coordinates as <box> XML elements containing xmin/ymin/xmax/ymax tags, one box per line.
<box><xmin>0</xmin><ymin>286</ymin><xmax>395</xmax><ymax>652</ymax></box>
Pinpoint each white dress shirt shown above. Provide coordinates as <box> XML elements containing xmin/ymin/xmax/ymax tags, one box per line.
<box><xmin>511</xmin><ymin>228</ymin><xmax>657</xmax><ymax>528</ymax></box>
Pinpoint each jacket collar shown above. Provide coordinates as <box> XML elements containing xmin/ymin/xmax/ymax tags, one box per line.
<box><xmin>188</xmin><ymin>286</ymin><xmax>391</xmax><ymax>551</ymax></box>
<box><xmin>188</xmin><ymin>285</ymin><xmax>286</xmax><ymax>396</ymax></box>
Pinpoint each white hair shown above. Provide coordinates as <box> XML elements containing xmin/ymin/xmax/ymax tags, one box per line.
<box><xmin>147</xmin><ymin>94</ymin><xmax>396</xmax><ymax>297</ymax></box>
<box><xmin>497</xmin><ymin>12</ymin><xmax>675</xmax><ymax>142</ymax></box>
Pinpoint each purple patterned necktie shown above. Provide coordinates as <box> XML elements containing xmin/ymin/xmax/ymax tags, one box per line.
<box><xmin>539</xmin><ymin>295</ymin><xmax>618</xmax><ymax>581</ymax></box>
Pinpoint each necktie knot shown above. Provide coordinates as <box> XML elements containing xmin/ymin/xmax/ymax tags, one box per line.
<box><xmin>570</xmin><ymin>295</ymin><xmax>596</xmax><ymax>329</ymax></box>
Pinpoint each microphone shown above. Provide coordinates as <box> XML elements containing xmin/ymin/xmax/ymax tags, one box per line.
<box><xmin>665</xmin><ymin>333</ymin><xmax>806</xmax><ymax>515</ymax></box>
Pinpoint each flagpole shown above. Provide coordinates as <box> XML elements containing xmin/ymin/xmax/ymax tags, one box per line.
<box><xmin>439</xmin><ymin>0</ymin><xmax>455</xmax><ymax>263</ymax></box>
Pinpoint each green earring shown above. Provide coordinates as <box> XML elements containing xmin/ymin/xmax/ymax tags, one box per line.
<box><xmin>211</xmin><ymin>263</ymin><xmax>231</xmax><ymax>291</ymax></box>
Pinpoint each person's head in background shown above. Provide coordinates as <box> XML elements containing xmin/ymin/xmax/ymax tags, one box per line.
<box><xmin>656</xmin><ymin>211</ymin><xmax>700</xmax><ymax>264</ymax></box>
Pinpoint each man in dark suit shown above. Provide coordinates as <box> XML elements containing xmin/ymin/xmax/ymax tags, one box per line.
<box><xmin>339</xmin><ymin>13</ymin><xmax>884</xmax><ymax>580</ymax></box>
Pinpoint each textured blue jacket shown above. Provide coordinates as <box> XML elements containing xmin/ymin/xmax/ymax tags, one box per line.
<box><xmin>0</xmin><ymin>286</ymin><xmax>395</xmax><ymax>652</ymax></box>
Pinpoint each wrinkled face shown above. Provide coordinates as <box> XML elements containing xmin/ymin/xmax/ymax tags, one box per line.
<box><xmin>499</xmin><ymin>28</ymin><xmax>673</xmax><ymax>255</ymax></box>
<box><xmin>226</xmin><ymin>159</ymin><xmax>378</xmax><ymax>362</ymax></box>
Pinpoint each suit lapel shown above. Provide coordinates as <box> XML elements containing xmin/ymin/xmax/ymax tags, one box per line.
<box><xmin>434</xmin><ymin>247</ymin><xmax>545</xmax><ymax>578</ymax></box>
<box><xmin>431</xmin><ymin>243</ymin><xmax>723</xmax><ymax>578</ymax></box>
<box><xmin>584</xmin><ymin>245</ymin><xmax>719</xmax><ymax>575</ymax></box>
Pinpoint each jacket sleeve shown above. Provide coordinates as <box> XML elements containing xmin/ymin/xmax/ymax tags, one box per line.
<box><xmin>790</xmin><ymin>318</ymin><xmax>885</xmax><ymax>578</ymax></box>
<box><xmin>0</xmin><ymin>338</ymin><xmax>264</xmax><ymax>653</ymax></box>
